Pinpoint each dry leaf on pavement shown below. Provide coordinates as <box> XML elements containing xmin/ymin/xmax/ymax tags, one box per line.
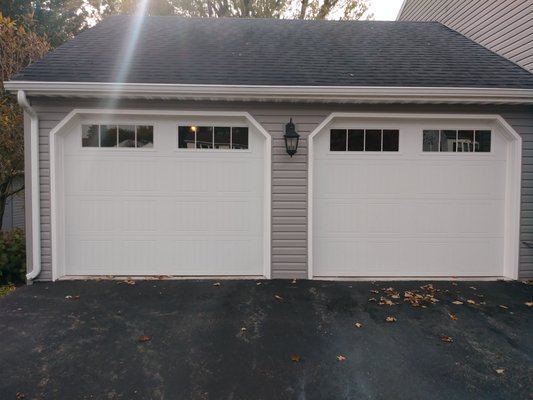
<box><xmin>495</xmin><ymin>368</ymin><xmax>505</xmax><ymax>375</ymax></box>
<box><xmin>440</xmin><ymin>335</ymin><xmax>453</xmax><ymax>343</ymax></box>
<box><xmin>212</xmin><ymin>282</ymin><xmax>221</xmax><ymax>287</ymax></box>
<box><xmin>525</xmin><ymin>302</ymin><xmax>533</xmax><ymax>307</ymax></box>
<box><xmin>467</xmin><ymin>299</ymin><xmax>476</xmax><ymax>305</ymax></box>
<box><xmin>336</xmin><ymin>355</ymin><xmax>347</xmax><ymax>362</ymax></box>
<box><xmin>137</xmin><ymin>335</ymin><xmax>151</xmax><ymax>342</ymax></box>
<box><xmin>274</xmin><ymin>294</ymin><xmax>284</xmax><ymax>300</ymax></box>
<box><xmin>290</xmin><ymin>354</ymin><xmax>301</xmax><ymax>363</ymax></box>
<box><xmin>385</xmin><ymin>316</ymin><xmax>397</xmax><ymax>323</ymax></box>
<box><xmin>452</xmin><ymin>301</ymin><xmax>463</xmax><ymax>305</ymax></box>
<box><xmin>498</xmin><ymin>305</ymin><xmax>508</xmax><ymax>309</ymax></box>
<box><xmin>448</xmin><ymin>313</ymin><xmax>458</xmax><ymax>321</ymax></box>
<box><xmin>355</xmin><ymin>322</ymin><xmax>363</xmax><ymax>328</ymax></box>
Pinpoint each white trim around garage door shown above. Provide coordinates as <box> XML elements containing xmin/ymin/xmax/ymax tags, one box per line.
<box><xmin>49</xmin><ymin>109</ymin><xmax>272</xmax><ymax>281</ymax></box>
<box><xmin>307</xmin><ymin>112</ymin><xmax>522</xmax><ymax>280</ymax></box>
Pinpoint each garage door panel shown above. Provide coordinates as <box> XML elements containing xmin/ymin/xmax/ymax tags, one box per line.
<box><xmin>313</xmin><ymin>120</ymin><xmax>509</xmax><ymax>278</ymax></box>
<box><xmin>61</xmin><ymin>120</ymin><xmax>265</xmax><ymax>276</ymax></box>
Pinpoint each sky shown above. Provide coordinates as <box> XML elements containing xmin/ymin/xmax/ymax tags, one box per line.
<box><xmin>369</xmin><ymin>0</ymin><xmax>404</xmax><ymax>21</ymax></box>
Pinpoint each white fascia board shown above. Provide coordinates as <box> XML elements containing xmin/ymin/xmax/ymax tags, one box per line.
<box><xmin>4</xmin><ymin>81</ymin><xmax>533</xmax><ymax>104</ymax></box>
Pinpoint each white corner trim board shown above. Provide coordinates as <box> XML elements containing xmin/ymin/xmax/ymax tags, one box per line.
<box><xmin>17</xmin><ymin>91</ymin><xmax>41</xmax><ymax>282</ymax></box>
<box><xmin>307</xmin><ymin>112</ymin><xmax>522</xmax><ymax>280</ymax></box>
<box><xmin>48</xmin><ymin>109</ymin><xmax>272</xmax><ymax>281</ymax></box>
<box><xmin>5</xmin><ymin>81</ymin><xmax>533</xmax><ymax>104</ymax></box>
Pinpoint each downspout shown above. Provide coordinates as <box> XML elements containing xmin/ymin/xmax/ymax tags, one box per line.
<box><xmin>17</xmin><ymin>90</ymin><xmax>41</xmax><ymax>282</ymax></box>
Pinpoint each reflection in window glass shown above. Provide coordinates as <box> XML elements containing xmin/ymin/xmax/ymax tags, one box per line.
<box><xmin>348</xmin><ymin>129</ymin><xmax>364</xmax><ymax>151</ymax></box>
<box><xmin>441</xmin><ymin>130</ymin><xmax>456</xmax><ymax>152</ymax></box>
<box><xmin>137</xmin><ymin>125</ymin><xmax>153</xmax><ymax>148</ymax></box>
<box><xmin>232</xmin><ymin>127</ymin><xmax>249</xmax><ymax>149</ymax></box>
<box><xmin>178</xmin><ymin>126</ymin><xmax>195</xmax><ymax>149</ymax></box>
<box><xmin>196</xmin><ymin>126</ymin><xmax>213</xmax><ymax>149</ymax></box>
<box><xmin>365</xmin><ymin>129</ymin><xmax>381</xmax><ymax>151</ymax></box>
<box><xmin>475</xmin><ymin>130</ymin><xmax>491</xmax><ymax>152</ymax></box>
<box><xmin>457</xmin><ymin>130</ymin><xmax>474</xmax><ymax>152</ymax></box>
<box><xmin>118</xmin><ymin>125</ymin><xmax>135</xmax><ymax>148</ymax></box>
<box><xmin>383</xmin><ymin>130</ymin><xmax>399</xmax><ymax>152</ymax></box>
<box><xmin>423</xmin><ymin>130</ymin><xmax>439</xmax><ymax>152</ymax></box>
<box><xmin>214</xmin><ymin>127</ymin><xmax>231</xmax><ymax>149</ymax></box>
<box><xmin>101</xmin><ymin>125</ymin><xmax>117</xmax><ymax>147</ymax></box>
<box><xmin>330</xmin><ymin>129</ymin><xmax>347</xmax><ymax>151</ymax></box>
<box><xmin>82</xmin><ymin>125</ymin><xmax>99</xmax><ymax>147</ymax></box>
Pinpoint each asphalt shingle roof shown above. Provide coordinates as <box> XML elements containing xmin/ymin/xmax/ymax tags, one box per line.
<box><xmin>11</xmin><ymin>16</ymin><xmax>533</xmax><ymax>88</ymax></box>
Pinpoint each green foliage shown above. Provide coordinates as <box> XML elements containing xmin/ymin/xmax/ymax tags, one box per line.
<box><xmin>0</xmin><ymin>15</ymin><xmax>49</xmax><ymax>231</ymax></box>
<box><xmin>0</xmin><ymin>229</ymin><xmax>26</xmax><ymax>285</ymax></box>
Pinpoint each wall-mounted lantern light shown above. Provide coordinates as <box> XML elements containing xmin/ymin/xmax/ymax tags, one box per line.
<box><xmin>284</xmin><ymin>118</ymin><xmax>300</xmax><ymax>157</ymax></box>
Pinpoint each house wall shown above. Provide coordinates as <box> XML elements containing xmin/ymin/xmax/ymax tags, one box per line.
<box><xmin>1</xmin><ymin>176</ymin><xmax>25</xmax><ymax>232</ymax></box>
<box><xmin>397</xmin><ymin>0</ymin><xmax>533</xmax><ymax>73</ymax></box>
<box><xmin>29</xmin><ymin>98</ymin><xmax>533</xmax><ymax>280</ymax></box>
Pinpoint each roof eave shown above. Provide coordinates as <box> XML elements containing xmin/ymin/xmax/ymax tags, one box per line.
<box><xmin>4</xmin><ymin>81</ymin><xmax>533</xmax><ymax>104</ymax></box>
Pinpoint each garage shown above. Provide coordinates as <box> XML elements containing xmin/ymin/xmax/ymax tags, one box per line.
<box><xmin>55</xmin><ymin>112</ymin><xmax>269</xmax><ymax>277</ymax></box>
<box><xmin>310</xmin><ymin>114</ymin><xmax>521</xmax><ymax>279</ymax></box>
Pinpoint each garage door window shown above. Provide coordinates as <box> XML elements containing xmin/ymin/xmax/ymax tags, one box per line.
<box><xmin>82</xmin><ymin>124</ymin><xmax>153</xmax><ymax>148</ymax></box>
<box><xmin>423</xmin><ymin>129</ymin><xmax>491</xmax><ymax>152</ymax></box>
<box><xmin>178</xmin><ymin>126</ymin><xmax>248</xmax><ymax>150</ymax></box>
<box><xmin>330</xmin><ymin>129</ymin><xmax>399</xmax><ymax>152</ymax></box>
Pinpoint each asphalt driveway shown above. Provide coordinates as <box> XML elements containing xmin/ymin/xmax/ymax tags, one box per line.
<box><xmin>1</xmin><ymin>279</ymin><xmax>532</xmax><ymax>400</ymax></box>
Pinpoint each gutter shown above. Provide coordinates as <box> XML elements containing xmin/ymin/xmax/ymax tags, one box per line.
<box><xmin>17</xmin><ymin>90</ymin><xmax>41</xmax><ymax>283</ymax></box>
<box><xmin>4</xmin><ymin>81</ymin><xmax>533</xmax><ymax>104</ymax></box>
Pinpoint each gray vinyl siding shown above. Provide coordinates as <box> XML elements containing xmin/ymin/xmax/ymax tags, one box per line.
<box><xmin>29</xmin><ymin>99</ymin><xmax>533</xmax><ymax>280</ymax></box>
<box><xmin>1</xmin><ymin>176</ymin><xmax>25</xmax><ymax>232</ymax></box>
<box><xmin>398</xmin><ymin>0</ymin><xmax>533</xmax><ymax>73</ymax></box>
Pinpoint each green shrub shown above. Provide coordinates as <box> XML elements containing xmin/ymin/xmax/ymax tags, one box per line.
<box><xmin>0</xmin><ymin>229</ymin><xmax>26</xmax><ymax>285</ymax></box>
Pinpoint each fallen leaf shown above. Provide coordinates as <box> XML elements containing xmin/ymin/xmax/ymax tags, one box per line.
<box><xmin>256</xmin><ymin>282</ymin><xmax>262</xmax><ymax>286</ymax></box>
<box><xmin>469</xmin><ymin>286</ymin><xmax>477</xmax><ymax>291</ymax></box>
<box><xmin>440</xmin><ymin>335</ymin><xmax>453</xmax><ymax>343</ymax></box>
<box><xmin>336</xmin><ymin>355</ymin><xmax>347</xmax><ymax>362</ymax></box>
<box><xmin>448</xmin><ymin>313</ymin><xmax>458</xmax><ymax>321</ymax></box>
<box><xmin>240</xmin><ymin>327</ymin><xmax>247</xmax><ymax>331</ymax></box>
<box><xmin>16</xmin><ymin>393</ymin><xmax>25</xmax><ymax>400</ymax></box>
<box><xmin>137</xmin><ymin>335</ymin><xmax>151</xmax><ymax>342</ymax></box>
<box><xmin>291</xmin><ymin>279</ymin><xmax>297</xmax><ymax>284</ymax></box>
<box><xmin>368</xmin><ymin>297</ymin><xmax>377</xmax><ymax>302</ymax></box>
<box><xmin>525</xmin><ymin>302</ymin><xmax>533</xmax><ymax>307</ymax></box>
<box><xmin>274</xmin><ymin>294</ymin><xmax>284</xmax><ymax>300</ymax></box>
<box><xmin>495</xmin><ymin>368</ymin><xmax>505</xmax><ymax>375</ymax></box>
<box><xmin>212</xmin><ymin>282</ymin><xmax>221</xmax><ymax>287</ymax></box>
<box><xmin>452</xmin><ymin>300</ymin><xmax>464</xmax><ymax>305</ymax></box>
<box><xmin>370</xmin><ymin>289</ymin><xmax>379</xmax><ymax>294</ymax></box>
<box><xmin>498</xmin><ymin>305</ymin><xmax>508</xmax><ymax>309</ymax></box>
<box><xmin>355</xmin><ymin>322</ymin><xmax>363</xmax><ymax>328</ymax></box>
<box><xmin>125</xmin><ymin>279</ymin><xmax>136</xmax><ymax>285</ymax></box>
<box><xmin>467</xmin><ymin>299</ymin><xmax>476</xmax><ymax>305</ymax></box>
<box><xmin>290</xmin><ymin>354</ymin><xmax>301</xmax><ymax>363</ymax></box>
<box><xmin>65</xmin><ymin>295</ymin><xmax>73</xmax><ymax>299</ymax></box>
<box><xmin>385</xmin><ymin>316</ymin><xmax>397</xmax><ymax>323</ymax></box>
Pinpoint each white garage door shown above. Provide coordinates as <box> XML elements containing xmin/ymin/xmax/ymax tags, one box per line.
<box><xmin>59</xmin><ymin>116</ymin><xmax>265</xmax><ymax>276</ymax></box>
<box><xmin>312</xmin><ymin>117</ymin><xmax>510</xmax><ymax>278</ymax></box>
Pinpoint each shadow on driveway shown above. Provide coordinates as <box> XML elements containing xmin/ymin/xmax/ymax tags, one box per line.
<box><xmin>0</xmin><ymin>279</ymin><xmax>532</xmax><ymax>399</ymax></box>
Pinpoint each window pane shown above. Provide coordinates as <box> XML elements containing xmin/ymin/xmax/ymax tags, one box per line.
<box><xmin>100</xmin><ymin>125</ymin><xmax>117</xmax><ymax>147</ymax></box>
<box><xmin>330</xmin><ymin>129</ymin><xmax>346</xmax><ymax>151</ymax></box>
<box><xmin>196</xmin><ymin>126</ymin><xmax>213</xmax><ymax>149</ymax></box>
<box><xmin>178</xmin><ymin>126</ymin><xmax>195</xmax><ymax>149</ymax></box>
<box><xmin>347</xmin><ymin>129</ymin><xmax>364</xmax><ymax>151</ymax></box>
<box><xmin>423</xmin><ymin>130</ymin><xmax>439</xmax><ymax>152</ymax></box>
<box><xmin>440</xmin><ymin>130</ymin><xmax>456</xmax><ymax>152</ymax></box>
<box><xmin>365</xmin><ymin>129</ymin><xmax>381</xmax><ymax>151</ymax></box>
<box><xmin>118</xmin><ymin>125</ymin><xmax>135</xmax><ymax>148</ymax></box>
<box><xmin>82</xmin><ymin>124</ymin><xmax>99</xmax><ymax>147</ymax></box>
<box><xmin>232</xmin><ymin>127</ymin><xmax>248</xmax><ymax>149</ymax></box>
<box><xmin>137</xmin><ymin>125</ymin><xmax>153</xmax><ymax>148</ymax></box>
<box><xmin>383</xmin><ymin>129</ymin><xmax>399</xmax><ymax>152</ymax></box>
<box><xmin>475</xmin><ymin>130</ymin><xmax>491</xmax><ymax>152</ymax></box>
<box><xmin>214</xmin><ymin>127</ymin><xmax>231</xmax><ymax>149</ymax></box>
<box><xmin>457</xmin><ymin>130</ymin><xmax>474</xmax><ymax>152</ymax></box>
